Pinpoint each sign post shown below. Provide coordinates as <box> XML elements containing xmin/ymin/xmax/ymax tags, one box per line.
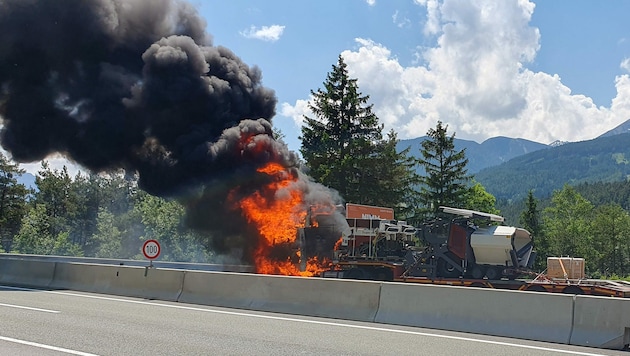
<box><xmin>142</xmin><ymin>239</ymin><xmax>161</xmax><ymax>268</ymax></box>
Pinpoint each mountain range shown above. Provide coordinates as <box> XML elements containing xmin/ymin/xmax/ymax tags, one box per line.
<box><xmin>399</xmin><ymin>118</ymin><xmax>630</xmax><ymax>202</ymax></box>
<box><xmin>397</xmin><ymin>136</ymin><xmax>549</xmax><ymax>174</ymax></box>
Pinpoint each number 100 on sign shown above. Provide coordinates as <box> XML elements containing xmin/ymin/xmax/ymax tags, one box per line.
<box><xmin>142</xmin><ymin>239</ymin><xmax>161</xmax><ymax>260</ymax></box>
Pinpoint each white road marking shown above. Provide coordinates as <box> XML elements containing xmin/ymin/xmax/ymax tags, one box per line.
<box><xmin>0</xmin><ymin>336</ymin><xmax>99</xmax><ymax>356</ymax></box>
<box><xmin>0</xmin><ymin>285</ymin><xmax>608</xmax><ymax>356</ymax></box>
<box><xmin>0</xmin><ymin>302</ymin><xmax>60</xmax><ymax>313</ymax></box>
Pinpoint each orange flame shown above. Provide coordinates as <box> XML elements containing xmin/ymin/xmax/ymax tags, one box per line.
<box><xmin>237</xmin><ymin>162</ymin><xmax>330</xmax><ymax>276</ymax></box>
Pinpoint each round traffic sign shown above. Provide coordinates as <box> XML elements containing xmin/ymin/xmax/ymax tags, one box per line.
<box><xmin>142</xmin><ymin>239</ymin><xmax>161</xmax><ymax>260</ymax></box>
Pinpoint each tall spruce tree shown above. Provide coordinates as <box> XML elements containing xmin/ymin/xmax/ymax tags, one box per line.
<box><xmin>519</xmin><ymin>190</ymin><xmax>546</xmax><ymax>270</ymax></box>
<box><xmin>417</xmin><ymin>121</ymin><xmax>471</xmax><ymax>215</ymax></box>
<box><xmin>300</xmin><ymin>56</ymin><xmax>419</xmax><ymax>210</ymax></box>
<box><xmin>300</xmin><ymin>55</ymin><xmax>381</xmax><ymax>204</ymax></box>
<box><xmin>0</xmin><ymin>153</ymin><xmax>30</xmax><ymax>251</ymax></box>
<box><xmin>520</xmin><ymin>190</ymin><xmax>542</xmax><ymax>238</ymax></box>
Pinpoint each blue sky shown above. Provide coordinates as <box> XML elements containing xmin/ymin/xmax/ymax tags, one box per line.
<box><xmin>16</xmin><ymin>0</ymin><xmax>630</xmax><ymax>174</ymax></box>
<box><xmin>192</xmin><ymin>0</ymin><xmax>630</xmax><ymax>154</ymax></box>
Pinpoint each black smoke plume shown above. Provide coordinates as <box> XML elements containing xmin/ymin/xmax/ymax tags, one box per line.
<box><xmin>0</xmin><ymin>0</ymin><xmax>342</xmax><ymax>263</ymax></box>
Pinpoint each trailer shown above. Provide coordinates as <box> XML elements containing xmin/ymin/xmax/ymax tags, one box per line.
<box><xmin>316</xmin><ymin>205</ymin><xmax>630</xmax><ymax>298</ymax></box>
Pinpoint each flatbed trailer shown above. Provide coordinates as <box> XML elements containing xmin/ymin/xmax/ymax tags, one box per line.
<box><xmin>321</xmin><ymin>263</ymin><xmax>630</xmax><ymax>298</ymax></box>
<box><xmin>310</xmin><ymin>205</ymin><xmax>630</xmax><ymax>298</ymax></box>
<box><xmin>397</xmin><ymin>276</ymin><xmax>630</xmax><ymax>298</ymax></box>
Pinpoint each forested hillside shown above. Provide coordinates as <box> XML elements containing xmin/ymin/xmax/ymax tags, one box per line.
<box><xmin>475</xmin><ymin>132</ymin><xmax>630</xmax><ymax>202</ymax></box>
<box><xmin>498</xmin><ymin>180</ymin><xmax>630</xmax><ymax>225</ymax></box>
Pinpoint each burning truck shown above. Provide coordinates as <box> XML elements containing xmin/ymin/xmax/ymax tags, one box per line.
<box><xmin>295</xmin><ymin>203</ymin><xmax>535</xmax><ymax>281</ymax></box>
<box><xmin>0</xmin><ymin>0</ymin><xmax>347</xmax><ymax>274</ymax></box>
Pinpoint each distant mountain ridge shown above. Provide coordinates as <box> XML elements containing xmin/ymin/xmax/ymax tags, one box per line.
<box><xmin>399</xmin><ymin>118</ymin><xmax>630</xmax><ymax>202</ymax></box>
<box><xmin>599</xmin><ymin>119</ymin><xmax>630</xmax><ymax>138</ymax></box>
<box><xmin>474</xmin><ymin>132</ymin><xmax>630</xmax><ymax>201</ymax></box>
<box><xmin>397</xmin><ymin>136</ymin><xmax>548</xmax><ymax>174</ymax></box>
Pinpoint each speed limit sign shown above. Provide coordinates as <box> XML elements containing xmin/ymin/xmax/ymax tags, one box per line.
<box><xmin>142</xmin><ymin>239</ymin><xmax>161</xmax><ymax>260</ymax></box>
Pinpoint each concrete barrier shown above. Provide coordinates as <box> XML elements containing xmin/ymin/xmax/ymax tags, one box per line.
<box><xmin>0</xmin><ymin>258</ymin><xmax>56</xmax><ymax>288</ymax></box>
<box><xmin>50</xmin><ymin>262</ymin><xmax>120</xmax><ymax>293</ymax></box>
<box><xmin>50</xmin><ymin>263</ymin><xmax>185</xmax><ymax>301</ymax></box>
<box><xmin>375</xmin><ymin>282</ymin><xmax>575</xmax><ymax>344</ymax></box>
<box><xmin>179</xmin><ymin>271</ymin><xmax>381</xmax><ymax>322</ymax></box>
<box><xmin>571</xmin><ymin>295</ymin><xmax>630</xmax><ymax>350</ymax></box>
<box><xmin>6</xmin><ymin>257</ymin><xmax>630</xmax><ymax>350</ymax></box>
<box><xmin>114</xmin><ymin>266</ymin><xmax>185</xmax><ymax>301</ymax></box>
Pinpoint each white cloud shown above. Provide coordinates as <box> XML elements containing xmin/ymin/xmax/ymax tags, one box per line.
<box><xmin>621</xmin><ymin>58</ymin><xmax>630</xmax><ymax>73</ymax></box>
<box><xmin>366</xmin><ymin>0</ymin><xmax>376</xmax><ymax>6</ymax></box>
<box><xmin>240</xmin><ymin>25</ymin><xmax>285</xmax><ymax>42</ymax></box>
<box><xmin>281</xmin><ymin>0</ymin><xmax>630</xmax><ymax>145</ymax></box>
<box><xmin>392</xmin><ymin>10</ymin><xmax>411</xmax><ymax>28</ymax></box>
<box><xmin>415</xmin><ymin>0</ymin><xmax>441</xmax><ymax>36</ymax></box>
<box><xmin>280</xmin><ymin>99</ymin><xmax>312</xmax><ymax>127</ymax></box>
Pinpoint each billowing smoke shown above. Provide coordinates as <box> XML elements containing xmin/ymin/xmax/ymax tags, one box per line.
<box><xmin>0</xmin><ymin>0</ymin><xmax>343</xmax><ymax>263</ymax></box>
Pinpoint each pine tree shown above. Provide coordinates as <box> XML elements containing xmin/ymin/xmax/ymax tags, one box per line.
<box><xmin>0</xmin><ymin>152</ymin><xmax>30</xmax><ymax>251</ymax></box>
<box><xmin>32</xmin><ymin>162</ymin><xmax>79</xmax><ymax>243</ymax></box>
<box><xmin>417</xmin><ymin>121</ymin><xmax>471</xmax><ymax>215</ymax></box>
<box><xmin>520</xmin><ymin>190</ymin><xmax>546</xmax><ymax>270</ymax></box>
<box><xmin>520</xmin><ymin>190</ymin><xmax>542</xmax><ymax>237</ymax></box>
<box><xmin>300</xmin><ymin>55</ymin><xmax>383</xmax><ymax>204</ymax></box>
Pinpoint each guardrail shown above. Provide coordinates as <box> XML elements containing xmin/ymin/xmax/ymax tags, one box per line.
<box><xmin>0</xmin><ymin>253</ymin><xmax>254</xmax><ymax>273</ymax></box>
<box><xmin>0</xmin><ymin>256</ymin><xmax>628</xmax><ymax>350</ymax></box>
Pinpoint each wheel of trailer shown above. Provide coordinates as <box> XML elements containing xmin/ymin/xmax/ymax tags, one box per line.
<box><xmin>373</xmin><ymin>267</ymin><xmax>394</xmax><ymax>281</ymax></box>
<box><xmin>484</xmin><ymin>267</ymin><xmax>501</xmax><ymax>280</ymax></box>
<box><xmin>562</xmin><ymin>286</ymin><xmax>584</xmax><ymax>295</ymax></box>
<box><xmin>437</xmin><ymin>258</ymin><xmax>460</xmax><ymax>278</ymax></box>
<box><xmin>525</xmin><ymin>285</ymin><xmax>546</xmax><ymax>292</ymax></box>
<box><xmin>344</xmin><ymin>268</ymin><xmax>366</xmax><ymax>280</ymax></box>
<box><xmin>471</xmin><ymin>265</ymin><xmax>486</xmax><ymax>279</ymax></box>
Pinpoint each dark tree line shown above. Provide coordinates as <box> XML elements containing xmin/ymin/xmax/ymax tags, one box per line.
<box><xmin>511</xmin><ymin>184</ymin><xmax>630</xmax><ymax>278</ymax></box>
<box><xmin>0</xmin><ymin>155</ymin><xmax>29</xmax><ymax>251</ymax></box>
<box><xmin>0</xmin><ymin>160</ymin><xmax>212</xmax><ymax>262</ymax></box>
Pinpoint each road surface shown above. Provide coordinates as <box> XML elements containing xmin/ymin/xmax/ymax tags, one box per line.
<box><xmin>0</xmin><ymin>285</ymin><xmax>623</xmax><ymax>355</ymax></box>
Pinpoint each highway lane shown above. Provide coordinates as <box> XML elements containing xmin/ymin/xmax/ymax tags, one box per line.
<box><xmin>0</xmin><ymin>285</ymin><xmax>624</xmax><ymax>356</ymax></box>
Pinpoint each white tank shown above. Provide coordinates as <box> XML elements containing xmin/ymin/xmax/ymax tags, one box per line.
<box><xmin>469</xmin><ymin>225</ymin><xmax>532</xmax><ymax>266</ymax></box>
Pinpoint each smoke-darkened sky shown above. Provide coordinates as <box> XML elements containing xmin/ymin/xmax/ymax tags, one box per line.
<box><xmin>0</xmin><ymin>0</ymin><xmax>345</xmax><ymax>263</ymax></box>
<box><xmin>0</xmin><ymin>0</ymin><xmax>280</xmax><ymax>196</ymax></box>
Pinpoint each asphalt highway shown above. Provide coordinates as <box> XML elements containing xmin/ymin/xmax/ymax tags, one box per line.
<box><xmin>0</xmin><ymin>285</ymin><xmax>624</xmax><ymax>356</ymax></box>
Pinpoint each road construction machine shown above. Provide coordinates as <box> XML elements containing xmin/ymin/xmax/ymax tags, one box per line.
<box><xmin>324</xmin><ymin>205</ymin><xmax>535</xmax><ymax>281</ymax></box>
<box><xmin>300</xmin><ymin>204</ymin><xmax>630</xmax><ymax>297</ymax></box>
